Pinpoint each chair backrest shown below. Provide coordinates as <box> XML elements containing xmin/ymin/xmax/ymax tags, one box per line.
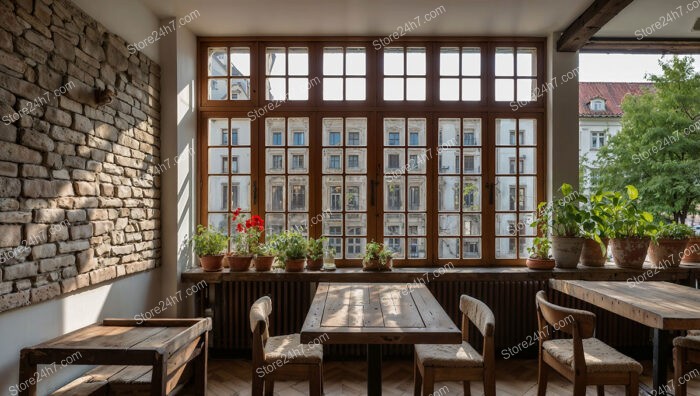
<box><xmin>460</xmin><ymin>294</ymin><xmax>495</xmax><ymax>340</ymax></box>
<box><xmin>250</xmin><ymin>296</ymin><xmax>272</xmax><ymax>363</ymax></box>
<box><xmin>535</xmin><ymin>291</ymin><xmax>596</xmax><ymax>339</ymax></box>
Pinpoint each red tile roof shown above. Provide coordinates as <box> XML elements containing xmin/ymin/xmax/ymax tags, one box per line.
<box><xmin>579</xmin><ymin>82</ymin><xmax>653</xmax><ymax>117</ymax></box>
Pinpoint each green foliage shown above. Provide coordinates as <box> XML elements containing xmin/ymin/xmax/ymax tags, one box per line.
<box><xmin>654</xmin><ymin>222</ymin><xmax>693</xmax><ymax>240</ymax></box>
<box><xmin>550</xmin><ymin>183</ymin><xmax>587</xmax><ymax>237</ymax></box>
<box><xmin>595</xmin><ymin>56</ymin><xmax>700</xmax><ymax>223</ymax></box>
<box><xmin>274</xmin><ymin>231</ymin><xmax>308</xmax><ymax>262</ymax></box>
<box><xmin>363</xmin><ymin>241</ymin><xmax>394</xmax><ymax>267</ymax></box>
<box><xmin>528</xmin><ymin>202</ymin><xmax>552</xmax><ymax>259</ymax></box>
<box><xmin>606</xmin><ymin>185</ymin><xmax>656</xmax><ymax>238</ymax></box>
<box><xmin>306</xmin><ymin>237</ymin><xmax>326</xmax><ymax>260</ymax></box>
<box><xmin>580</xmin><ymin>190</ymin><xmax>616</xmax><ymax>253</ymax></box>
<box><xmin>192</xmin><ymin>225</ymin><xmax>229</xmax><ymax>257</ymax></box>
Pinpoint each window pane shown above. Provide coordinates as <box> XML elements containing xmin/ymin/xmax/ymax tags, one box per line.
<box><xmin>495</xmin><ymin>47</ymin><xmax>514</xmax><ymax>76</ymax></box>
<box><xmin>463</xmin><ymin>238</ymin><xmax>481</xmax><ymax>259</ymax></box>
<box><xmin>463</xmin><ymin>119</ymin><xmax>481</xmax><ymax>146</ymax></box>
<box><xmin>266</xmin><ymin>118</ymin><xmax>285</xmax><ymax>146</ymax></box>
<box><xmin>384</xmin><ymin>48</ymin><xmax>404</xmax><ymax>75</ymax></box>
<box><xmin>439</xmin><ymin>214</ymin><xmax>460</xmax><ymax>236</ymax></box>
<box><xmin>438</xmin><ymin>176</ymin><xmax>460</xmax><ymax>212</ymax></box>
<box><xmin>230</xmin><ymin>47</ymin><xmax>250</xmax><ymax>76</ymax></box>
<box><xmin>439</xmin><ymin>238</ymin><xmax>460</xmax><ymax>259</ymax></box>
<box><xmin>346</xmin><ymin>176</ymin><xmax>366</xmax><ymax>211</ymax></box>
<box><xmin>463</xmin><ymin>177</ymin><xmax>481</xmax><ymax>212</ymax></box>
<box><xmin>517</xmin><ymin>48</ymin><xmax>536</xmax><ymax>77</ymax></box>
<box><xmin>266</xmin><ymin>78</ymin><xmax>286</xmax><ymax>100</ymax></box>
<box><xmin>265</xmin><ymin>213</ymin><xmax>285</xmax><ymax>236</ymax></box>
<box><xmin>208</xmin><ymin>118</ymin><xmax>228</xmax><ymax>146</ymax></box>
<box><xmin>406</xmin><ymin>47</ymin><xmax>426</xmax><ymax>75</ymax></box>
<box><xmin>496</xmin><ymin>237</ymin><xmax>517</xmax><ymax>259</ymax></box>
<box><xmin>266</xmin><ymin>48</ymin><xmax>286</xmax><ymax>75</ymax></box>
<box><xmin>230</xmin><ymin>118</ymin><xmax>251</xmax><ymax>146</ymax></box>
<box><xmin>520</xmin><ymin>119</ymin><xmax>537</xmax><ymax>145</ymax></box>
<box><xmin>208</xmin><ymin>47</ymin><xmax>227</xmax><ymax>76</ymax></box>
<box><xmin>408</xmin><ymin>213</ymin><xmax>427</xmax><ymax>236</ymax></box>
<box><xmin>440</xmin><ymin>78</ymin><xmax>459</xmax><ymax>101</ymax></box>
<box><xmin>406</xmin><ymin>78</ymin><xmax>426</xmax><ymax>101</ymax></box>
<box><xmin>346</xmin><ymin>48</ymin><xmax>366</xmax><ymax>75</ymax></box>
<box><xmin>495</xmin><ymin>176</ymin><xmax>517</xmax><ymax>211</ymax></box>
<box><xmin>496</xmin><ymin>147</ymin><xmax>516</xmax><ymax>174</ymax></box>
<box><xmin>208</xmin><ymin>79</ymin><xmax>227</xmax><ymax>100</ymax></box>
<box><xmin>288</xmin><ymin>78</ymin><xmax>309</xmax><ymax>100</ymax></box>
<box><xmin>438</xmin><ymin>118</ymin><xmax>460</xmax><ymax>146</ymax></box>
<box><xmin>495</xmin><ymin>79</ymin><xmax>514</xmax><ymax>101</ymax></box>
<box><xmin>209</xmin><ymin>175</ymin><xmax>229</xmax><ymax>211</ymax></box>
<box><xmin>231</xmin><ymin>176</ymin><xmax>251</xmax><ymax>210</ymax></box>
<box><xmin>384</xmin><ymin>78</ymin><xmax>404</xmax><ymax>100</ymax></box>
<box><xmin>288</xmin><ymin>118</ymin><xmax>309</xmax><ymax>146</ymax></box>
<box><xmin>209</xmin><ymin>148</ymin><xmax>228</xmax><ymax>174</ymax></box>
<box><xmin>323</xmin><ymin>78</ymin><xmax>343</xmax><ymax>100</ymax></box>
<box><xmin>288</xmin><ymin>47</ymin><xmax>308</xmax><ymax>75</ymax></box>
<box><xmin>208</xmin><ymin>213</ymin><xmax>228</xmax><ymax>234</ymax></box>
<box><xmin>288</xmin><ymin>176</ymin><xmax>308</xmax><ymax>211</ymax></box>
<box><xmin>462</xmin><ymin>47</ymin><xmax>481</xmax><ymax>76</ymax></box>
<box><xmin>517</xmin><ymin>79</ymin><xmax>536</xmax><ymax>102</ymax></box>
<box><xmin>463</xmin><ymin>214</ymin><xmax>481</xmax><ymax>236</ymax></box>
<box><xmin>440</xmin><ymin>47</ymin><xmax>459</xmax><ymax>76</ymax></box>
<box><xmin>384</xmin><ymin>118</ymin><xmax>405</xmax><ymax>146</ymax></box>
<box><xmin>346</xmin><ymin>78</ymin><xmax>366</xmax><ymax>100</ymax></box>
<box><xmin>323</xmin><ymin>47</ymin><xmax>343</xmax><ymax>75</ymax></box>
<box><xmin>461</xmin><ymin>78</ymin><xmax>480</xmax><ymax>101</ymax></box>
<box><xmin>519</xmin><ymin>148</ymin><xmax>536</xmax><ymax>174</ymax></box>
<box><xmin>230</xmin><ymin>78</ymin><xmax>250</xmax><ymax>100</ymax></box>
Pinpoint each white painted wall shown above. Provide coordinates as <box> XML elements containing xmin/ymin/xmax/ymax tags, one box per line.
<box><xmin>0</xmin><ymin>1</ymin><xmax>165</xmax><ymax>393</ymax></box>
<box><xmin>159</xmin><ymin>19</ymin><xmax>198</xmax><ymax>317</ymax></box>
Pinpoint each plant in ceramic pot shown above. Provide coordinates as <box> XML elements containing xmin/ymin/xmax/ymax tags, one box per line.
<box><xmin>579</xmin><ymin>191</ymin><xmax>614</xmax><ymax>267</ymax></box>
<box><xmin>526</xmin><ymin>202</ymin><xmax>555</xmax><ymax>270</ymax></box>
<box><xmin>276</xmin><ymin>230</ymin><xmax>308</xmax><ymax>272</ymax></box>
<box><xmin>362</xmin><ymin>241</ymin><xmax>393</xmax><ymax>271</ymax></box>
<box><xmin>192</xmin><ymin>225</ymin><xmax>229</xmax><ymax>272</ymax></box>
<box><xmin>225</xmin><ymin>208</ymin><xmax>264</xmax><ymax>272</ymax></box>
<box><xmin>550</xmin><ymin>183</ymin><xmax>587</xmax><ymax>269</ymax></box>
<box><xmin>649</xmin><ymin>222</ymin><xmax>693</xmax><ymax>267</ymax></box>
<box><xmin>306</xmin><ymin>237</ymin><xmax>326</xmax><ymax>271</ymax></box>
<box><xmin>252</xmin><ymin>238</ymin><xmax>277</xmax><ymax>272</ymax></box>
<box><xmin>608</xmin><ymin>185</ymin><xmax>655</xmax><ymax>269</ymax></box>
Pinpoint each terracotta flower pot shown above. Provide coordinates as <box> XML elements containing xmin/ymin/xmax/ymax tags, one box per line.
<box><xmin>199</xmin><ymin>255</ymin><xmax>224</xmax><ymax>272</ymax></box>
<box><xmin>580</xmin><ymin>238</ymin><xmax>609</xmax><ymax>267</ymax></box>
<box><xmin>362</xmin><ymin>258</ymin><xmax>393</xmax><ymax>271</ymax></box>
<box><xmin>551</xmin><ymin>237</ymin><xmax>584</xmax><ymax>269</ymax></box>
<box><xmin>306</xmin><ymin>258</ymin><xmax>323</xmax><ymax>271</ymax></box>
<box><xmin>610</xmin><ymin>237</ymin><xmax>650</xmax><ymax>269</ymax></box>
<box><xmin>224</xmin><ymin>255</ymin><xmax>253</xmax><ymax>272</ymax></box>
<box><xmin>681</xmin><ymin>237</ymin><xmax>700</xmax><ymax>264</ymax></box>
<box><xmin>648</xmin><ymin>238</ymin><xmax>689</xmax><ymax>267</ymax></box>
<box><xmin>526</xmin><ymin>258</ymin><xmax>555</xmax><ymax>270</ymax></box>
<box><xmin>253</xmin><ymin>256</ymin><xmax>275</xmax><ymax>272</ymax></box>
<box><xmin>285</xmin><ymin>258</ymin><xmax>306</xmax><ymax>272</ymax></box>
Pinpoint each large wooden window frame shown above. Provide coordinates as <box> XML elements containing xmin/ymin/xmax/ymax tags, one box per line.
<box><xmin>198</xmin><ymin>37</ymin><xmax>546</xmax><ymax>267</ymax></box>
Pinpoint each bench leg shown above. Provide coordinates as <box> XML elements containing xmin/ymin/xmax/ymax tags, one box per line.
<box><xmin>194</xmin><ymin>333</ymin><xmax>209</xmax><ymax>394</ymax></box>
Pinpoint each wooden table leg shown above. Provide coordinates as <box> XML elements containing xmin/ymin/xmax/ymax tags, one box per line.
<box><xmin>18</xmin><ymin>350</ymin><xmax>37</xmax><ymax>396</ymax></box>
<box><xmin>152</xmin><ymin>353</ymin><xmax>168</xmax><ymax>395</ymax></box>
<box><xmin>367</xmin><ymin>344</ymin><xmax>382</xmax><ymax>396</ymax></box>
<box><xmin>194</xmin><ymin>333</ymin><xmax>209</xmax><ymax>394</ymax></box>
<box><xmin>653</xmin><ymin>328</ymin><xmax>670</xmax><ymax>395</ymax></box>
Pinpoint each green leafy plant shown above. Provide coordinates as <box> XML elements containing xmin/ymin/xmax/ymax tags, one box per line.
<box><xmin>192</xmin><ymin>225</ymin><xmax>229</xmax><ymax>257</ymax></box>
<box><xmin>252</xmin><ymin>239</ymin><xmax>278</xmax><ymax>256</ymax></box>
<box><xmin>607</xmin><ymin>185</ymin><xmax>656</xmax><ymax>238</ymax></box>
<box><xmin>654</xmin><ymin>222</ymin><xmax>693</xmax><ymax>240</ymax></box>
<box><xmin>580</xmin><ymin>190</ymin><xmax>615</xmax><ymax>252</ymax></box>
<box><xmin>362</xmin><ymin>241</ymin><xmax>394</xmax><ymax>267</ymax></box>
<box><xmin>275</xmin><ymin>230</ymin><xmax>308</xmax><ymax>263</ymax></box>
<box><xmin>306</xmin><ymin>237</ymin><xmax>326</xmax><ymax>260</ymax></box>
<box><xmin>528</xmin><ymin>202</ymin><xmax>552</xmax><ymax>259</ymax></box>
<box><xmin>550</xmin><ymin>183</ymin><xmax>587</xmax><ymax>237</ymax></box>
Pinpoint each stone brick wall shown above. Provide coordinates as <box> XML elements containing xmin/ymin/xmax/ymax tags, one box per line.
<box><xmin>0</xmin><ymin>0</ymin><xmax>161</xmax><ymax>312</ymax></box>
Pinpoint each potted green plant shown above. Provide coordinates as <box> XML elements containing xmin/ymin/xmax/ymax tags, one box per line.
<box><xmin>608</xmin><ymin>185</ymin><xmax>655</xmax><ymax>269</ymax></box>
<box><xmin>362</xmin><ymin>241</ymin><xmax>393</xmax><ymax>271</ymax></box>
<box><xmin>649</xmin><ymin>222</ymin><xmax>693</xmax><ymax>267</ymax></box>
<box><xmin>192</xmin><ymin>225</ymin><xmax>229</xmax><ymax>272</ymax></box>
<box><xmin>682</xmin><ymin>232</ymin><xmax>700</xmax><ymax>264</ymax></box>
<box><xmin>252</xmin><ymin>237</ymin><xmax>277</xmax><ymax>272</ymax></box>
<box><xmin>580</xmin><ymin>191</ymin><xmax>614</xmax><ymax>267</ymax></box>
<box><xmin>306</xmin><ymin>237</ymin><xmax>326</xmax><ymax>271</ymax></box>
<box><xmin>526</xmin><ymin>202</ymin><xmax>555</xmax><ymax>270</ymax></box>
<box><xmin>225</xmin><ymin>208</ymin><xmax>264</xmax><ymax>272</ymax></box>
<box><xmin>276</xmin><ymin>230</ymin><xmax>308</xmax><ymax>272</ymax></box>
<box><xmin>550</xmin><ymin>183</ymin><xmax>587</xmax><ymax>269</ymax></box>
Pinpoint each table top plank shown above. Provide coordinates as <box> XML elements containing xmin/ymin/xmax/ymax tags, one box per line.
<box><xmin>550</xmin><ymin>280</ymin><xmax>700</xmax><ymax>330</ymax></box>
<box><xmin>302</xmin><ymin>283</ymin><xmax>460</xmax><ymax>345</ymax></box>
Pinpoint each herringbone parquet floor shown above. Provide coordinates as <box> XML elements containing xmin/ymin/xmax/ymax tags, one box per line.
<box><xmin>208</xmin><ymin>359</ymin><xmax>700</xmax><ymax>396</ymax></box>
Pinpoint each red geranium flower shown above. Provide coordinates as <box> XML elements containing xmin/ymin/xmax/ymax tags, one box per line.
<box><xmin>232</xmin><ymin>207</ymin><xmax>242</xmax><ymax>220</ymax></box>
<box><xmin>236</xmin><ymin>223</ymin><xmax>244</xmax><ymax>233</ymax></box>
<box><xmin>245</xmin><ymin>219</ymin><xmax>252</xmax><ymax>229</ymax></box>
<box><xmin>257</xmin><ymin>225</ymin><xmax>264</xmax><ymax>232</ymax></box>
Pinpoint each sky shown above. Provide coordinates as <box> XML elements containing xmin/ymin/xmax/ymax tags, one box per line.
<box><xmin>579</xmin><ymin>54</ymin><xmax>700</xmax><ymax>82</ymax></box>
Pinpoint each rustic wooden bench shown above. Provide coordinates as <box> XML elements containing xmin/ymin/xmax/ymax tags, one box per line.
<box><xmin>20</xmin><ymin>318</ymin><xmax>211</xmax><ymax>396</ymax></box>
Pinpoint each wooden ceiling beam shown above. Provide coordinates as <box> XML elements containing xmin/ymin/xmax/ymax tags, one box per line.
<box><xmin>581</xmin><ymin>38</ymin><xmax>700</xmax><ymax>54</ymax></box>
<box><xmin>557</xmin><ymin>0</ymin><xmax>634</xmax><ymax>52</ymax></box>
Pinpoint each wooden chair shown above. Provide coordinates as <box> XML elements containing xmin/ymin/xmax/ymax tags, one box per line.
<box><xmin>673</xmin><ymin>329</ymin><xmax>700</xmax><ymax>396</ymax></box>
<box><xmin>535</xmin><ymin>291</ymin><xmax>642</xmax><ymax>396</ymax></box>
<box><xmin>250</xmin><ymin>296</ymin><xmax>323</xmax><ymax>396</ymax></box>
<box><xmin>413</xmin><ymin>294</ymin><xmax>496</xmax><ymax>396</ymax></box>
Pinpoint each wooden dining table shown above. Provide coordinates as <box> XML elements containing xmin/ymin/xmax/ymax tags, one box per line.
<box><xmin>300</xmin><ymin>282</ymin><xmax>461</xmax><ymax>396</ymax></box>
<box><xmin>18</xmin><ymin>318</ymin><xmax>211</xmax><ymax>395</ymax></box>
<box><xmin>550</xmin><ymin>280</ymin><xmax>700</xmax><ymax>395</ymax></box>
